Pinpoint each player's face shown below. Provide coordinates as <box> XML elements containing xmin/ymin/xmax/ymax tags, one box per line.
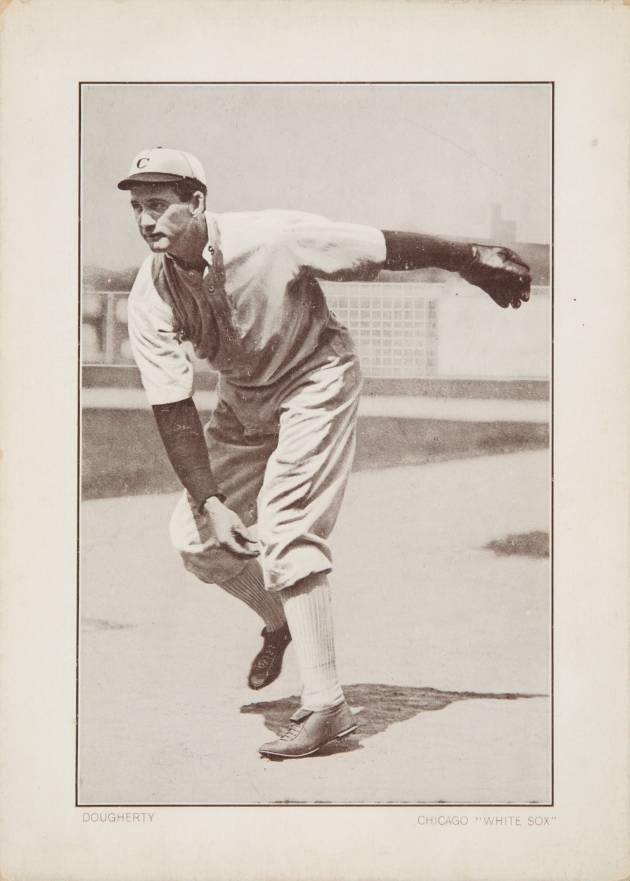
<box><xmin>129</xmin><ymin>184</ymin><xmax>195</xmax><ymax>253</ymax></box>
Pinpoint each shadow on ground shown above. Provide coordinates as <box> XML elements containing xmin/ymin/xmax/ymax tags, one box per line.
<box><xmin>241</xmin><ymin>683</ymin><xmax>546</xmax><ymax>758</ymax></box>
<box><xmin>484</xmin><ymin>531</ymin><xmax>549</xmax><ymax>558</ymax></box>
<box><xmin>81</xmin><ymin>617</ymin><xmax>137</xmax><ymax>632</ymax></box>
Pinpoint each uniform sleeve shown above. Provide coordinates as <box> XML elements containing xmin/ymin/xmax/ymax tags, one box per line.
<box><xmin>127</xmin><ymin>258</ymin><xmax>194</xmax><ymax>405</ymax></box>
<box><xmin>282</xmin><ymin>214</ymin><xmax>387</xmax><ymax>282</ymax></box>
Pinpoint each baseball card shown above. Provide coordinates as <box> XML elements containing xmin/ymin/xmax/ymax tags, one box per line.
<box><xmin>0</xmin><ymin>2</ymin><xmax>628</xmax><ymax>880</ymax></box>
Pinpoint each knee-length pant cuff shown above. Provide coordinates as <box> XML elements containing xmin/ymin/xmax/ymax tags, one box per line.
<box><xmin>263</xmin><ymin>546</ymin><xmax>333</xmax><ymax>593</ymax></box>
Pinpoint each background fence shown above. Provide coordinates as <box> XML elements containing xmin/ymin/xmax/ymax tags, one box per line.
<box><xmin>81</xmin><ymin>282</ymin><xmax>550</xmax><ymax>382</ymax></box>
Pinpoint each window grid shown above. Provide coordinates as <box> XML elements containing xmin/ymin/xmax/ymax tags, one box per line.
<box><xmin>325</xmin><ymin>282</ymin><xmax>441</xmax><ymax>378</ymax></box>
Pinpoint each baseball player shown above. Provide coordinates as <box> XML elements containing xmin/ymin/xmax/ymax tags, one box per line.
<box><xmin>118</xmin><ymin>146</ymin><xmax>530</xmax><ymax>759</ymax></box>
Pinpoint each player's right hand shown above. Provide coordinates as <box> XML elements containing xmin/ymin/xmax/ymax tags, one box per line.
<box><xmin>460</xmin><ymin>244</ymin><xmax>531</xmax><ymax>309</ymax></box>
<box><xmin>202</xmin><ymin>497</ymin><xmax>260</xmax><ymax>558</ymax></box>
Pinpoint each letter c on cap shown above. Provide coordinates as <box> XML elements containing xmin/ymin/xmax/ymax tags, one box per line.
<box><xmin>136</xmin><ymin>156</ymin><xmax>150</xmax><ymax>169</ymax></box>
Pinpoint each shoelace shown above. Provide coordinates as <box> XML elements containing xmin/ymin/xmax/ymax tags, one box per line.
<box><xmin>279</xmin><ymin>721</ymin><xmax>303</xmax><ymax>742</ymax></box>
<box><xmin>254</xmin><ymin>631</ymin><xmax>288</xmax><ymax>670</ymax></box>
<box><xmin>253</xmin><ymin>644</ymin><xmax>279</xmax><ymax>670</ymax></box>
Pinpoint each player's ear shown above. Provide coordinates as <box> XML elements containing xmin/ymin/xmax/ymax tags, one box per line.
<box><xmin>190</xmin><ymin>190</ymin><xmax>206</xmax><ymax>217</ymax></box>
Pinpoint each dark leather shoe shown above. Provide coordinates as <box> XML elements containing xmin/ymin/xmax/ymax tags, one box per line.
<box><xmin>248</xmin><ymin>623</ymin><xmax>292</xmax><ymax>690</ymax></box>
<box><xmin>259</xmin><ymin>701</ymin><xmax>357</xmax><ymax>759</ymax></box>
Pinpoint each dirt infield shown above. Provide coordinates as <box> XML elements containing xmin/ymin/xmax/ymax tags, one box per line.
<box><xmin>78</xmin><ymin>449</ymin><xmax>550</xmax><ymax>805</ymax></box>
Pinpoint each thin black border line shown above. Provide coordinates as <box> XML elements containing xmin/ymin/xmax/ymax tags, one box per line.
<box><xmin>76</xmin><ymin>80</ymin><xmax>82</xmax><ymax>808</ymax></box>
<box><xmin>80</xmin><ymin>80</ymin><xmax>553</xmax><ymax>85</ymax></box>
<box><xmin>550</xmin><ymin>81</ymin><xmax>555</xmax><ymax>807</ymax></box>
<box><xmin>77</xmin><ymin>802</ymin><xmax>551</xmax><ymax>808</ymax></box>
<box><xmin>76</xmin><ymin>80</ymin><xmax>554</xmax><ymax>809</ymax></box>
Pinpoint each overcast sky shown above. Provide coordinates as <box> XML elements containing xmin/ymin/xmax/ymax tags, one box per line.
<box><xmin>82</xmin><ymin>83</ymin><xmax>551</xmax><ymax>270</ymax></box>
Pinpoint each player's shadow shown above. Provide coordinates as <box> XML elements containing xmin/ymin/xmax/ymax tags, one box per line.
<box><xmin>241</xmin><ymin>683</ymin><xmax>546</xmax><ymax>759</ymax></box>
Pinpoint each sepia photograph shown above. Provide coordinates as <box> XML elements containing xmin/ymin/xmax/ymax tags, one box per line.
<box><xmin>78</xmin><ymin>82</ymin><xmax>552</xmax><ymax>807</ymax></box>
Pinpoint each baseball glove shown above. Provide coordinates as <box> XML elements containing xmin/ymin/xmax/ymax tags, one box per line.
<box><xmin>460</xmin><ymin>244</ymin><xmax>531</xmax><ymax>309</ymax></box>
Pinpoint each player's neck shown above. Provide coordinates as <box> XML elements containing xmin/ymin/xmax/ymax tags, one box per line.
<box><xmin>167</xmin><ymin>215</ymin><xmax>208</xmax><ymax>271</ymax></box>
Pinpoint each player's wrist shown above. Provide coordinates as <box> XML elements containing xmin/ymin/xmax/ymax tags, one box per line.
<box><xmin>199</xmin><ymin>493</ymin><xmax>227</xmax><ymax>514</ymax></box>
<box><xmin>464</xmin><ymin>243</ymin><xmax>479</xmax><ymax>268</ymax></box>
<box><xmin>450</xmin><ymin>241</ymin><xmax>475</xmax><ymax>272</ymax></box>
<box><xmin>382</xmin><ymin>231</ymin><xmax>474</xmax><ymax>273</ymax></box>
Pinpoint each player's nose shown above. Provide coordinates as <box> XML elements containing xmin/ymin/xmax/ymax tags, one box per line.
<box><xmin>138</xmin><ymin>209</ymin><xmax>155</xmax><ymax>232</ymax></box>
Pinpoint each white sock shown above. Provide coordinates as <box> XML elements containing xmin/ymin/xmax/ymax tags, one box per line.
<box><xmin>221</xmin><ymin>562</ymin><xmax>287</xmax><ymax>632</ymax></box>
<box><xmin>280</xmin><ymin>572</ymin><xmax>344</xmax><ymax>711</ymax></box>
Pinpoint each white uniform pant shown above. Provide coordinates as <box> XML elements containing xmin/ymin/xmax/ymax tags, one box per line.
<box><xmin>169</xmin><ymin>329</ymin><xmax>362</xmax><ymax>592</ymax></box>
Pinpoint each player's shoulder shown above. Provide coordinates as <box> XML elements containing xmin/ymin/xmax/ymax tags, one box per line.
<box><xmin>216</xmin><ymin>211</ymin><xmax>334</xmax><ymax>264</ymax></box>
<box><xmin>217</xmin><ymin>209</ymin><xmax>329</xmax><ymax>239</ymax></box>
<box><xmin>128</xmin><ymin>254</ymin><xmax>154</xmax><ymax>294</ymax></box>
<box><xmin>128</xmin><ymin>255</ymin><xmax>173</xmax><ymax>321</ymax></box>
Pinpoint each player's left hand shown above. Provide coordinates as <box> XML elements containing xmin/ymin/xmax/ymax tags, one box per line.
<box><xmin>460</xmin><ymin>244</ymin><xmax>531</xmax><ymax>309</ymax></box>
<box><xmin>202</xmin><ymin>496</ymin><xmax>260</xmax><ymax>559</ymax></box>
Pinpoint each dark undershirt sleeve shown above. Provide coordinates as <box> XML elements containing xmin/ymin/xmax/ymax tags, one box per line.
<box><xmin>382</xmin><ymin>230</ymin><xmax>474</xmax><ymax>273</ymax></box>
<box><xmin>152</xmin><ymin>397</ymin><xmax>224</xmax><ymax>508</ymax></box>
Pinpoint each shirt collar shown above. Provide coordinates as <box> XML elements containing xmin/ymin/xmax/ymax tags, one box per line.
<box><xmin>202</xmin><ymin>211</ymin><xmax>218</xmax><ymax>266</ymax></box>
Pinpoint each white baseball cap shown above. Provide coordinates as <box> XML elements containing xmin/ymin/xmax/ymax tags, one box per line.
<box><xmin>117</xmin><ymin>147</ymin><xmax>207</xmax><ymax>190</ymax></box>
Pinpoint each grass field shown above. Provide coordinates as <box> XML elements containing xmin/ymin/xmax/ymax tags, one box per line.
<box><xmin>82</xmin><ymin>408</ymin><xmax>549</xmax><ymax>499</ymax></box>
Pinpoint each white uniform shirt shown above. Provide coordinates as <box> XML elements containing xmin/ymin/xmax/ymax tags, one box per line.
<box><xmin>128</xmin><ymin>209</ymin><xmax>386</xmax><ymax>406</ymax></box>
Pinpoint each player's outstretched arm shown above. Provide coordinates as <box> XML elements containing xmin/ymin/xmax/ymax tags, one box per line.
<box><xmin>382</xmin><ymin>230</ymin><xmax>531</xmax><ymax>309</ymax></box>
